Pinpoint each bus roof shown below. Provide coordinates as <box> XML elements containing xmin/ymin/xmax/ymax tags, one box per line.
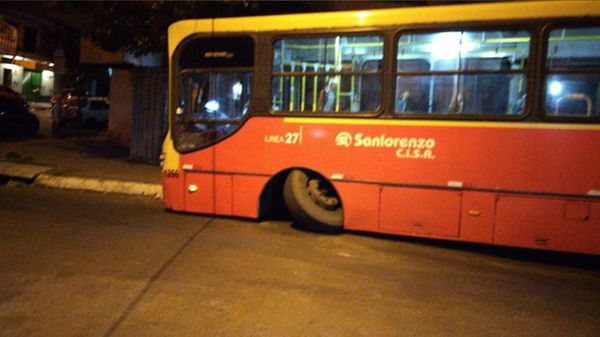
<box><xmin>169</xmin><ymin>0</ymin><xmax>600</xmax><ymax>56</ymax></box>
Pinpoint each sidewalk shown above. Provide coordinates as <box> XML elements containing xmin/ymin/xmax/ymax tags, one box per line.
<box><xmin>0</xmin><ymin>106</ymin><xmax>162</xmax><ymax>198</ymax></box>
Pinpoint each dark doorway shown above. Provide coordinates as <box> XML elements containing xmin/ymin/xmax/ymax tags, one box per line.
<box><xmin>3</xmin><ymin>68</ymin><xmax>12</xmax><ymax>87</ymax></box>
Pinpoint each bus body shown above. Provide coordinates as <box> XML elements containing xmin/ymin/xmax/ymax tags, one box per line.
<box><xmin>162</xmin><ymin>1</ymin><xmax>600</xmax><ymax>255</ymax></box>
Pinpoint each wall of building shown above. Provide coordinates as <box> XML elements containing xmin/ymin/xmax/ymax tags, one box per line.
<box><xmin>0</xmin><ymin>63</ymin><xmax>54</xmax><ymax>102</ymax></box>
<box><xmin>108</xmin><ymin>68</ymin><xmax>133</xmax><ymax>146</ymax></box>
<box><xmin>1</xmin><ymin>17</ymin><xmax>55</xmax><ymax>103</ymax></box>
<box><xmin>0</xmin><ymin>63</ymin><xmax>23</xmax><ymax>91</ymax></box>
<box><xmin>40</xmin><ymin>69</ymin><xmax>53</xmax><ymax>96</ymax></box>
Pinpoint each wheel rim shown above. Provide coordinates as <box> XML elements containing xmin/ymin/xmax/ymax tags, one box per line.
<box><xmin>307</xmin><ymin>178</ymin><xmax>340</xmax><ymax>210</ymax></box>
<box><xmin>283</xmin><ymin>169</ymin><xmax>344</xmax><ymax>230</ymax></box>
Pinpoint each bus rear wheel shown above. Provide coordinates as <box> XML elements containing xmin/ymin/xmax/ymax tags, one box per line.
<box><xmin>283</xmin><ymin>169</ymin><xmax>343</xmax><ymax>233</ymax></box>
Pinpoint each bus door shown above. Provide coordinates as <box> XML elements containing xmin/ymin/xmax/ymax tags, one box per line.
<box><xmin>172</xmin><ymin>35</ymin><xmax>254</xmax><ymax>215</ymax></box>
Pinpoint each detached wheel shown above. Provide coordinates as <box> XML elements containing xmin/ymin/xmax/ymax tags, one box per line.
<box><xmin>283</xmin><ymin>169</ymin><xmax>343</xmax><ymax>233</ymax></box>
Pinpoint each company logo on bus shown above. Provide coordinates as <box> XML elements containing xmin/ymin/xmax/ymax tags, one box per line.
<box><xmin>335</xmin><ymin>132</ymin><xmax>437</xmax><ymax>160</ymax></box>
<box><xmin>335</xmin><ymin>132</ymin><xmax>353</xmax><ymax>147</ymax></box>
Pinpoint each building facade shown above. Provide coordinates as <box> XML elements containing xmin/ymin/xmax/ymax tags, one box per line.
<box><xmin>0</xmin><ymin>13</ymin><xmax>56</xmax><ymax>103</ymax></box>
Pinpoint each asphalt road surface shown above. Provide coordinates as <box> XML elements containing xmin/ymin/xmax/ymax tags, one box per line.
<box><xmin>0</xmin><ymin>185</ymin><xmax>599</xmax><ymax>337</ymax></box>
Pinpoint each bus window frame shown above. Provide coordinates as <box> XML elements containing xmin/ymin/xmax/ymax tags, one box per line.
<box><xmin>540</xmin><ymin>20</ymin><xmax>600</xmax><ymax>124</ymax></box>
<box><xmin>392</xmin><ymin>24</ymin><xmax>535</xmax><ymax>121</ymax></box>
<box><xmin>268</xmin><ymin>30</ymin><xmax>386</xmax><ymax>118</ymax></box>
<box><xmin>171</xmin><ymin>33</ymin><xmax>257</xmax><ymax>153</ymax></box>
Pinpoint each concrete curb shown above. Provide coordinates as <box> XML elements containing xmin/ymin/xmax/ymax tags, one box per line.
<box><xmin>0</xmin><ymin>161</ymin><xmax>162</xmax><ymax>199</ymax></box>
<box><xmin>34</xmin><ymin>173</ymin><xmax>163</xmax><ymax>199</ymax></box>
<box><xmin>0</xmin><ymin>161</ymin><xmax>52</xmax><ymax>179</ymax></box>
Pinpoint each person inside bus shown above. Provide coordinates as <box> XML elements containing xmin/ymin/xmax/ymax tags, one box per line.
<box><xmin>447</xmin><ymin>93</ymin><xmax>464</xmax><ymax>114</ymax></box>
<box><xmin>511</xmin><ymin>92</ymin><xmax>526</xmax><ymax>114</ymax></box>
<box><xmin>395</xmin><ymin>90</ymin><xmax>411</xmax><ymax>113</ymax></box>
<box><xmin>317</xmin><ymin>78</ymin><xmax>338</xmax><ymax>112</ymax></box>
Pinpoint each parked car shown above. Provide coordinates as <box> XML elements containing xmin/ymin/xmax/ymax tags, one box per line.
<box><xmin>51</xmin><ymin>89</ymin><xmax>87</xmax><ymax>136</ymax></box>
<box><xmin>0</xmin><ymin>84</ymin><xmax>26</xmax><ymax>107</ymax></box>
<box><xmin>81</xmin><ymin>97</ymin><xmax>110</xmax><ymax>126</ymax></box>
<box><xmin>0</xmin><ymin>96</ymin><xmax>39</xmax><ymax>137</ymax></box>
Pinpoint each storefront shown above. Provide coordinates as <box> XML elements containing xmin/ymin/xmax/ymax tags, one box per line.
<box><xmin>1</xmin><ymin>19</ymin><xmax>54</xmax><ymax>103</ymax></box>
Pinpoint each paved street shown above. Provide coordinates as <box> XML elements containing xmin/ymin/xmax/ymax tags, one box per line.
<box><xmin>0</xmin><ymin>185</ymin><xmax>599</xmax><ymax>337</ymax></box>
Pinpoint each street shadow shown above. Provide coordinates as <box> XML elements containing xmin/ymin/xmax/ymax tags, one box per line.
<box><xmin>348</xmin><ymin>230</ymin><xmax>600</xmax><ymax>270</ymax></box>
<box><xmin>75</xmin><ymin>137</ymin><xmax>130</xmax><ymax>159</ymax></box>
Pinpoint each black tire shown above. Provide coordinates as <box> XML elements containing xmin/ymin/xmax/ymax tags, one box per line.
<box><xmin>283</xmin><ymin>169</ymin><xmax>343</xmax><ymax>233</ymax></box>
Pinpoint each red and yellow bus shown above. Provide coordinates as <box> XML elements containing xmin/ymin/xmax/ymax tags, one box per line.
<box><xmin>161</xmin><ymin>1</ymin><xmax>600</xmax><ymax>255</ymax></box>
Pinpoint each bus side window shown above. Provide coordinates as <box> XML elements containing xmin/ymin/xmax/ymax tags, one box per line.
<box><xmin>395</xmin><ymin>59</ymin><xmax>430</xmax><ymax>114</ymax></box>
<box><xmin>359</xmin><ymin>60</ymin><xmax>382</xmax><ymax>112</ymax></box>
<box><xmin>511</xmin><ymin>92</ymin><xmax>527</xmax><ymax>114</ymax></box>
<box><xmin>317</xmin><ymin>78</ymin><xmax>337</xmax><ymax>112</ymax></box>
<box><xmin>272</xmin><ymin>34</ymin><xmax>383</xmax><ymax>114</ymax></box>
<box><xmin>545</xmin><ymin>26</ymin><xmax>600</xmax><ymax>118</ymax></box>
<box><xmin>395</xmin><ymin>30</ymin><xmax>530</xmax><ymax>116</ymax></box>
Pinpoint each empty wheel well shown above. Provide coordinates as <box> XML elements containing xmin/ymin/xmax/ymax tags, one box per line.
<box><xmin>258</xmin><ymin>169</ymin><xmax>293</xmax><ymax>221</ymax></box>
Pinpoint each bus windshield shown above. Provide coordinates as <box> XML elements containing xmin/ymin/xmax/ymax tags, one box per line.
<box><xmin>175</xmin><ymin>71</ymin><xmax>252</xmax><ymax>151</ymax></box>
<box><xmin>173</xmin><ymin>35</ymin><xmax>254</xmax><ymax>152</ymax></box>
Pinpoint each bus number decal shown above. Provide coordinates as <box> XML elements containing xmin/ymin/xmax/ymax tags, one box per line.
<box><xmin>335</xmin><ymin>132</ymin><xmax>436</xmax><ymax>160</ymax></box>
<box><xmin>162</xmin><ymin>169</ymin><xmax>180</xmax><ymax>178</ymax></box>
<box><xmin>264</xmin><ymin>127</ymin><xmax>303</xmax><ymax>145</ymax></box>
<box><xmin>284</xmin><ymin>132</ymin><xmax>300</xmax><ymax>144</ymax></box>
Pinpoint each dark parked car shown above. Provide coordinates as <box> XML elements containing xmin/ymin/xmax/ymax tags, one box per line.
<box><xmin>0</xmin><ymin>85</ymin><xmax>27</xmax><ymax>107</ymax></box>
<box><xmin>0</xmin><ymin>96</ymin><xmax>39</xmax><ymax>137</ymax></box>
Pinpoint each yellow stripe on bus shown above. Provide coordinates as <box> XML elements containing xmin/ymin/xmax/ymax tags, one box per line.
<box><xmin>283</xmin><ymin>117</ymin><xmax>600</xmax><ymax>131</ymax></box>
<box><xmin>215</xmin><ymin>1</ymin><xmax>598</xmax><ymax>33</ymax></box>
<box><xmin>169</xmin><ymin>1</ymin><xmax>600</xmax><ymax>58</ymax></box>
